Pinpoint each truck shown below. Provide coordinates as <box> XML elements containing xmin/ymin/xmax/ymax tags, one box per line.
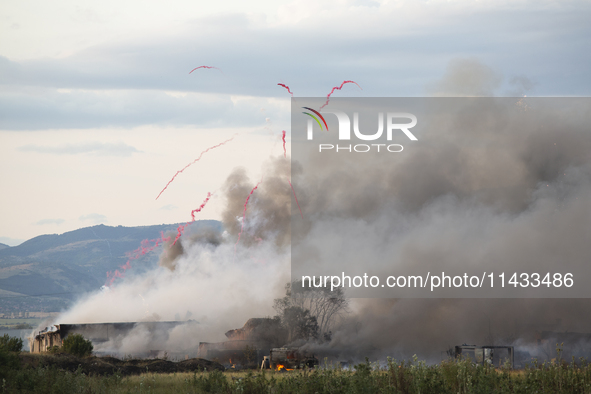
<box><xmin>263</xmin><ymin>347</ymin><xmax>319</xmax><ymax>370</ymax></box>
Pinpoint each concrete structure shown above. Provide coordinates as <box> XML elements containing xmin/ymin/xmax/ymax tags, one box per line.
<box><xmin>454</xmin><ymin>345</ymin><xmax>515</xmax><ymax>369</ymax></box>
<box><xmin>30</xmin><ymin>321</ymin><xmax>186</xmax><ymax>354</ymax></box>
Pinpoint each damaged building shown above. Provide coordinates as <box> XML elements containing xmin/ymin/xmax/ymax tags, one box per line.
<box><xmin>30</xmin><ymin>321</ymin><xmax>189</xmax><ymax>357</ymax></box>
<box><xmin>31</xmin><ymin>318</ymin><xmax>286</xmax><ymax>365</ymax></box>
<box><xmin>198</xmin><ymin>318</ymin><xmax>286</xmax><ymax>368</ymax></box>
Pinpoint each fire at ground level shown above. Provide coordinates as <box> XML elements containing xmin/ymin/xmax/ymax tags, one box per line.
<box><xmin>29</xmin><ymin>318</ymin><xmax>591</xmax><ymax>369</ymax></box>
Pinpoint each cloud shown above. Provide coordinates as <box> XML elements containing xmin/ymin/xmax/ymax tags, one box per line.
<box><xmin>159</xmin><ymin>204</ymin><xmax>178</xmax><ymax>211</ymax></box>
<box><xmin>1</xmin><ymin>2</ymin><xmax>589</xmax><ymax>95</ymax></box>
<box><xmin>79</xmin><ymin>213</ymin><xmax>107</xmax><ymax>223</ymax></box>
<box><xmin>0</xmin><ymin>87</ymin><xmax>284</xmax><ymax>130</ymax></box>
<box><xmin>0</xmin><ymin>3</ymin><xmax>588</xmax><ymax>131</ymax></box>
<box><xmin>18</xmin><ymin>141</ymin><xmax>141</xmax><ymax>156</ymax></box>
<box><xmin>35</xmin><ymin>218</ymin><xmax>65</xmax><ymax>225</ymax></box>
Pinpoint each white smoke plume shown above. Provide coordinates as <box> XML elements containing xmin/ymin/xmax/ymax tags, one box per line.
<box><xmin>47</xmin><ymin>156</ymin><xmax>293</xmax><ymax>356</ymax></box>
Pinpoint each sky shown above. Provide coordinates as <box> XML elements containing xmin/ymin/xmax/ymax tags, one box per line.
<box><xmin>1</xmin><ymin>0</ymin><xmax>590</xmax><ymax>245</ymax></box>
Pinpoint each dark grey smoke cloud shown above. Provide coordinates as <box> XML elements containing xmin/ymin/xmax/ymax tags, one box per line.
<box><xmin>221</xmin><ymin>156</ymin><xmax>292</xmax><ymax>249</ymax></box>
<box><xmin>428</xmin><ymin>58</ymin><xmax>502</xmax><ymax>96</ymax></box>
<box><xmin>303</xmin><ymin>298</ymin><xmax>591</xmax><ymax>363</ymax></box>
<box><xmin>158</xmin><ymin>232</ymin><xmax>184</xmax><ymax>271</ymax></box>
<box><xmin>292</xmin><ymin>101</ymin><xmax>591</xmax><ymax>297</ymax></box>
<box><xmin>156</xmin><ymin>58</ymin><xmax>591</xmax><ymax>361</ymax></box>
<box><xmin>284</xmin><ymin>61</ymin><xmax>591</xmax><ymax>361</ymax></box>
<box><xmin>158</xmin><ymin>228</ymin><xmax>223</xmax><ymax>271</ymax></box>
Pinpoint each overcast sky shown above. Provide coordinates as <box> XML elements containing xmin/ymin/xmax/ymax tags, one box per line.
<box><xmin>1</xmin><ymin>0</ymin><xmax>590</xmax><ymax>245</ymax></box>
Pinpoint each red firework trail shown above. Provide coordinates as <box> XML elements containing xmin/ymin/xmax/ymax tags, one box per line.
<box><xmin>289</xmin><ymin>179</ymin><xmax>303</xmax><ymax>219</ymax></box>
<box><xmin>189</xmin><ymin>65</ymin><xmax>221</xmax><ymax>74</ymax></box>
<box><xmin>156</xmin><ymin>135</ymin><xmax>236</xmax><ymax>200</ymax></box>
<box><xmin>282</xmin><ymin>130</ymin><xmax>286</xmax><ymax>158</ymax></box>
<box><xmin>319</xmin><ymin>80</ymin><xmax>362</xmax><ymax>110</ymax></box>
<box><xmin>105</xmin><ymin>232</ymin><xmax>171</xmax><ymax>286</ymax></box>
<box><xmin>172</xmin><ymin>192</ymin><xmax>213</xmax><ymax>246</ymax></box>
<box><xmin>235</xmin><ymin>179</ymin><xmax>263</xmax><ymax>251</ymax></box>
<box><xmin>277</xmin><ymin>83</ymin><xmax>293</xmax><ymax>96</ymax></box>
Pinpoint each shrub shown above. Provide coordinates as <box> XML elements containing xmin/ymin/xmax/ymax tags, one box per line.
<box><xmin>47</xmin><ymin>345</ymin><xmax>63</xmax><ymax>354</ymax></box>
<box><xmin>62</xmin><ymin>334</ymin><xmax>93</xmax><ymax>357</ymax></box>
<box><xmin>0</xmin><ymin>333</ymin><xmax>23</xmax><ymax>352</ymax></box>
<box><xmin>0</xmin><ymin>347</ymin><xmax>21</xmax><ymax>380</ymax></box>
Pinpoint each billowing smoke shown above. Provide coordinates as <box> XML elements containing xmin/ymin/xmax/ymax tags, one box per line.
<box><xmin>428</xmin><ymin>57</ymin><xmax>502</xmax><ymax>97</ymax></box>
<box><xmin>48</xmin><ymin>156</ymin><xmax>293</xmax><ymax>356</ymax></box>
<box><xmin>40</xmin><ymin>59</ymin><xmax>591</xmax><ymax>364</ymax></box>
<box><xmin>158</xmin><ymin>227</ymin><xmax>222</xmax><ymax>271</ymax></box>
<box><xmin>222</xmin><ymin>157</ymin><xmax>292</xmax><ymax>249</ymax></box>
<box><xmin>287</xmin><ymin>59</ymin><xmax>591</xmax><ymax>362</ymax></box>
<box><xmin>300</xmin><ymin>298</ymin><xmax>591</xmax><ymax>364</ymax></box>
<box><xmin>157</xmin><ymin>232</ymin><xmax>184</xmax><ymax>271</ymax></box>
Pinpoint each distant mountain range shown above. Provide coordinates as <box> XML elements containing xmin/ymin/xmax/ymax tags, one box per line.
<box><xmin>0</xmin><ymin>221</ymin><xmax>221</xmax><ymax>315</ymax></box>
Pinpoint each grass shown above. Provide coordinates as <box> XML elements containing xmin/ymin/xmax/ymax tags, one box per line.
<box><xmin>4</xmin><ymin>353</ymin><xmax>591</xmax><ymax>393</ymax></box>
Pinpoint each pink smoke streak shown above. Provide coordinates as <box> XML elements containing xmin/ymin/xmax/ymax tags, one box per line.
<box><xmin>189</xmin><ymin>65</ymin><xmax>222</xmax><ymax>74</ymax></box>
<box><xmin>282</xmin><ymin>130</ymin><xmax>287</xmax><ymax>158</ymax></box>
<box><xmin>277</xmin><ymin>83</ymin><xmax>293</xmax><ymax>96</ymax></box>
<box><xmin>319</xmin><ymin>80</ymin><xmax>362</xmax><ymax>110</ymax></box>
<box><xmin>172</xmin><ymin>192</ymin><xmax>213</xmax><ymax>246</ymax></box>
<box><xmin>288</xmin><ymin>180</ymin><xmax>303</xmax><ymax>219</ymax></box>
<box><xmin>105</xmin><ymin>232</ymin><xmax>171</xmax><ymax>286</ymax></box>
<box><xmin>156</xmin><ymin>135</ymin><xmax>236</xmax><ymax>200</ymax></box>
<box><xmin>235</xmin><ymin>179</ymin><xmax>263</xmax><ymax>252</ymax></box>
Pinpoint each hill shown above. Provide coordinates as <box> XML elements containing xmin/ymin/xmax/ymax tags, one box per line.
<box><xmin>0</xmin><ymin>243</ymin><xmax>9</xmax><ymax>250</ymax></box>
<box><xmin>0</xmin><ymin>221</ymin><xmax>221</xmax><ymax>315</ymax></box>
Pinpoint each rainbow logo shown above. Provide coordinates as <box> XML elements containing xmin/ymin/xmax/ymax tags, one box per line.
<box><xmin>302</xmin><ymin>107</ymin><xmax>329</xmax><ymax>131</ymax></box>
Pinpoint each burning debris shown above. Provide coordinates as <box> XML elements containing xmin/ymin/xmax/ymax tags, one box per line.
<box><xmin>266</xmin><ymin>347</ymin><xmax>319</xmax><ymax>371</ymax></box>
<box><xmin>196</xmin><ymin>318</ymin><xmax>321</xmax><ymax>370</ymax></box>
<box><xmin>198</xmin><ymin>318</ymin><xmax>286</xmax><ymax>369</ymax></box>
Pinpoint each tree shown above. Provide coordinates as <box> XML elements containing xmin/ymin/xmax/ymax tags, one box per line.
<box><xmin>62</xmin><ymin>334</ymin><xmax>93</xmax><ymax>357</ymax></box>
<box><xmin>281</xmin><ymin>306</ymin><xmax>319</xmax><ymax>342</ymax></box>
<box><xmin>0</xmin><ymin>334</ymin><xmax>23</xmax><ymax>379</ymax></box>
<box><xmin>274</xmin><ymin>280</ymin><xmax>349</xmax><ymax>340</ymax></box>
<box><xmin>0</xmin><ymin>334</ymin><xmax>23</xmax><ymax>352</ymax></box>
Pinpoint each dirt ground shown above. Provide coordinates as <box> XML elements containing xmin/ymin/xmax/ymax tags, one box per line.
<box><xmin>19</xmin><ymin>353</ymin><xmax>225</xmax><ymax>376</ymax></box>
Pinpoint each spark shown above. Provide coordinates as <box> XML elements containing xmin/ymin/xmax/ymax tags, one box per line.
<box><xmin>235</xmin><ymin>179</ymin><xmax>263</xmax><ymax>252</ymax></box>
<box><xmin>282</xmin><ymin>130</ymin><xmax>287</xmax><ymax>158</ymax></box>
<box><xmin>277</xmin><ymin>83</ymin><xmax>293</xmax><ymax>96</ymax></box>
<box><xmin>105</xmin><ymin>232</ymin><xmax>171</xmax><ymax>286</ymax></box>
<box><xmin>156</xmin><ymin>135</ymin><xmax>236</xmax><ymax>200</ymax></box>
<box><xmin>319</xmin><ymin>80</ymin><xmax>362</xmax><ymax>110</ymax></box>
<box><xmin>172</xmin><ymin>192</ymin><xmax>213</xmax><ymax>246</ymax></box>
<box><xmin>189</xmin><ymin>65</ymin><xmax>222</xmax><ymax>74</ymax></box>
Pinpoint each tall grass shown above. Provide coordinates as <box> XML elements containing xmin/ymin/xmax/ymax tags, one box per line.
<box><xmin>3</xmin><ymin>353</ymin><xmax>591</xmax><ymax>393</ymax></box>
